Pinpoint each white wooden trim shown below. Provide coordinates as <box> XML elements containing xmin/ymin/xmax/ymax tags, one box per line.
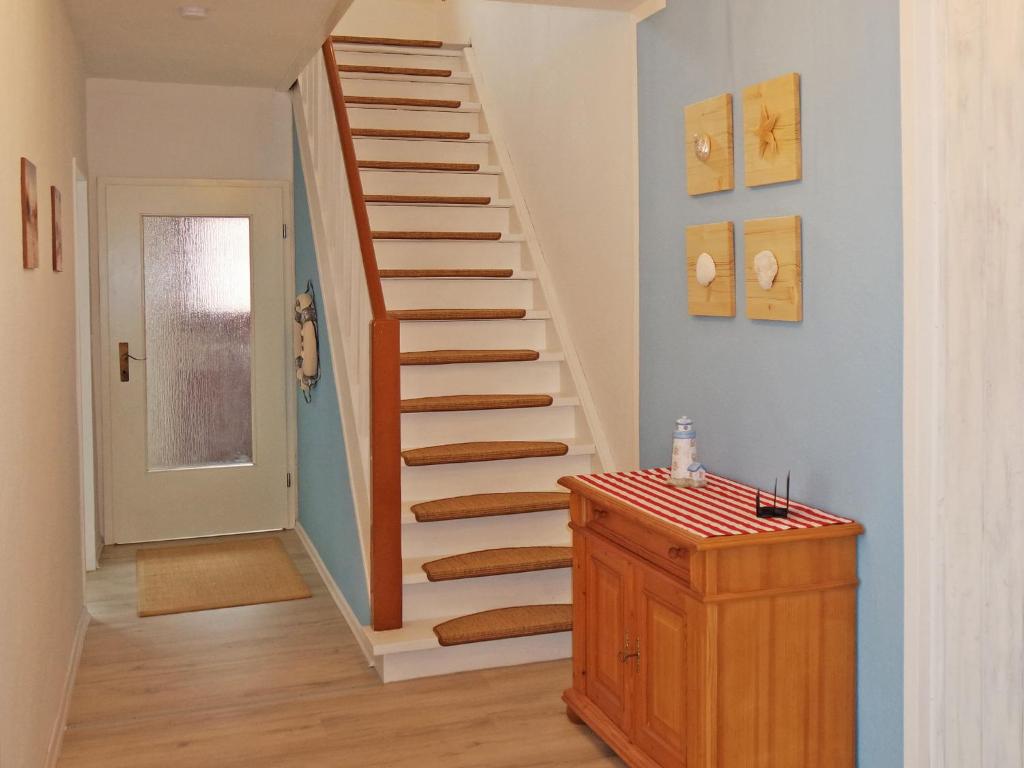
<box><xmin>295</xmin><ymin>522</ymin><xmax>375</xmax><ymax>666</ymax></box>
<box><xmin>901</xmin><ymin>2</ymin><xmax>946</xmax><ymax>763</ymax></box>
<box><xmin>45</xmin><ymin>607</ymin><xmax>90</xmax><ymax>768</ymax></box>
<box><xmin>95</xmin><ymin>178</ymin><xmax>297</xmax><ymax>542</ymax></box>
<box><xmin>464</xmin><ymin>47</ymin><xmax>616</xmax><ymax>472</ymax></box>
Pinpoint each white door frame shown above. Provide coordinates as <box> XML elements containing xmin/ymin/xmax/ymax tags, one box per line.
<box><xmin>95</xmin><ymin>178</ymin><xmax>298</xmax><ymax>543</ymax></box>
<box><xmin>74</xmin><ymin>159</ymin><xmax>98</xmax><ymax>571</ymax></box>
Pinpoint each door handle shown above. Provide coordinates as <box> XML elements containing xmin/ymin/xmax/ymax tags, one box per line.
<box><xmin>119</xmin><ymin>342</ymin><xmax>145</xmax><ymax>382</ymax></box>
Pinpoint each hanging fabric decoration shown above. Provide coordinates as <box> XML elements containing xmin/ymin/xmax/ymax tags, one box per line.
<box><xmin>294</xmin><ymin>280</ymin><xmax>321</xmax><ymax>403</ymax></box>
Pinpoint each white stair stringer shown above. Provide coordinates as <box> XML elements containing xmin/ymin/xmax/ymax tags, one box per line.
<box><xmin>291</xmin><ymin>37</ymin><xmax>615</xmax><ymax>683</ymax></box>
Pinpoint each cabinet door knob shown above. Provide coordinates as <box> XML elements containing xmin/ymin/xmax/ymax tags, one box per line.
<box><xmin>668</xmin><ymin>546</ymin><xmax>683</xmax><ymax>559</ymax></box>
<box><xmin>594</xmin><ymin>509</ymin><xmax>608</xmax><ymax>520</ymax></box>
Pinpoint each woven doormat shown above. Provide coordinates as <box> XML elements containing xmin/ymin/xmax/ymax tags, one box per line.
<box><xmin>136</xmin><ymin>537</ymin><xmax>311</xmax><ymax>617</ymax></box>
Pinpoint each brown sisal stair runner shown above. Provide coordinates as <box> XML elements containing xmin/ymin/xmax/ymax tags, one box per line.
<box><xmin>372</xmin><ymin>231</ymin><xmax>502</xmax><ymax>241</ymax></box>
<box><xmin>352</xmin><ymin>128</ymin><xmax>471</xmax><ymax>140</ymax></box>
<box><xmin>340</xmin><ymin>64</ymin><xmax>453</xmax><ymax>78</ymax></box>
<box><xmin>402</xmin><ymin>441</ymin><xmax>569</xmax><ymax>467</ymax></box>
<box><xmin>358</xmin><ymin>160</ymin><xmax>481</xmax><ymax>173</ymax></box>
<box><xmin>422</xmin><ymin>546</ymin><xmax>572</xmax><ymax>582</ymax></box>
<box><xmin>380</xmin><ymin>269</ymin><xmax>514</xmax><ymax>279</ymax></box>
<box><xmin>333</xmin><ymin>35</ymin><xmax>445</xmax><ymax>49</ymax></box>
<box><xmin>390</xmin><ymin>308</ymin><xmax>526</xmax><ymax>321</ymax></box>
<box><xmin>433</xmin><ymin>605</ymin><xmax>573</xmax><ymax>647</ymax></box>
<box><xmin>366</xmin><ymin>194</ymin><xmax>492</xmax><ymax>205</ymax></box>
<box><xmin>411</xmin><ymin>491</ymin><xmax>571</xmax><ymax>523</ymax></box>
<box><xmin>401</xmin><ymin>394</ymin><xmax>553</xmax><ymax>413</ymax></box>
<box><xmin>400</xmin><ymin>349</ymin><xmax>540</xmax><ymax>366</ymax></box>
<box><xmin>345</xmin><ymin>95</ymin><xmax>462</xmax><ymax>109</ymax></box>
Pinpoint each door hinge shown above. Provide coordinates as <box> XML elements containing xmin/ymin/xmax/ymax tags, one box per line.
<box><xmin>282</xmin><ymin>223</ymin><xmax>288</xmax><ymax>239</ymax></box>
<box><xmin>286</xmin><ymin>472</ymin><xmax>293</xmax><ymax>488</ymax></box>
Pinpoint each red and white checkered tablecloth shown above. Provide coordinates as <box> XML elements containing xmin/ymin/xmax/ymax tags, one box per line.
<box><xmin>571</xmin><ymin>467</ymin><xmax>853</xmax><ymax>539</ymax></box>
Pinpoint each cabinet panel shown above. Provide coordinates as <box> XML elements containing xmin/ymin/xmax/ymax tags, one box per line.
<box><xmin>585</xmin><ymin>533</ymin><xmax>634</xmax><ymax>732</ymax></box>
<box><xmin>634</xmin><ymin>561</ymin><xmax>700</xmax><ymax>767</ymax></box>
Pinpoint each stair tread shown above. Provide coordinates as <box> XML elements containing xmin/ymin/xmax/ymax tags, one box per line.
<box><xmin>333</xmin><ymin>35</ymin><xmax>445</xmax><ymax>49</ymax></box>
<box><xmin>390</xmin><ymin>308</ymin><xmax>527</xmax><ymax>321</ymax></box>
<box><xmin>365</xmin><ymin>194</ymin><xmax>493</xmax><ymax>205</ymax></box>
<box><xmin>340</xmin><ymin>64</ymin><xmax>452</xmax><ymax>78</ymax></box>
<box><xmin>373</xmin><ymin>230</ymin><xmax>502</xmax><ymax>241</ymax></box>
<box><xmin>346</xmin><ymin>95</ymin><xmax>462</xmax><ymax>109</ymax></box>
<box><xmin>359</xmin><ymin>160</ymin><xmax>481</xmax><ymax>173</ymax></box>
<box><xmin>400</xmin><ymin>349</ymin><xmax>541</xmax><ymax>365</ymax></box>
<box><xmin>402</xmin><ymin>440</ymin><xmax>569</xmax><ymax>467</ymax></box>
<box><xmin>411</xmin><ymin>491</ymin><xmax>571</xmax><ymax>522</ymax></box>
<box><xmin>422</xmin><ymin>546</ymin><xmax>572</xmax><ymax>582</ymax></box>
<box><xmin>352</xmin><ymin>128</ymin><xmax>471</xmax><ymax>140</ymax></box>
<box><xmin>433</xmin><ymin>604</ymin><xmax>573</xmax><ymax>647</ymax></box>
<box><xmin>401</xmin><ymin>393</ymin><xmax>553</xmax><ymax>413</ymax></box>
<box><xmin>381</xmin><ymin>268</ymin><xmax>514</xmax><ymax>279</ymax></box>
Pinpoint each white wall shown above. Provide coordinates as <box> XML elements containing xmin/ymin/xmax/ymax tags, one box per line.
<box><xmin>86</xmin><ymin>79</ymin><xmax>293</xmax><ymax>181</ymax></box>
<box><xmin>0</xmin><ymin>1</ymin><xmax>88</xmax><ymax>766</ymax></box>
<box><xmin>903</xmin><ymin>0</ymin><xmax>1024</xmax><ymax>764</ymax></box>
<box><xmin>338</xmin><ymin>0</ymin><xmax>640</xmax><ymax>468</ymax></box>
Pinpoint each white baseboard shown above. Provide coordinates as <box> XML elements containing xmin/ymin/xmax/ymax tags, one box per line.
<box><xmin>46</xmin><ymin>606</ymin><xmax>90</xmax><ymax>768</ymax></box>
<box><xmin>295</xmin><ymin>523</ymin><xmax>375</xmax><ymax>666</ymax></box>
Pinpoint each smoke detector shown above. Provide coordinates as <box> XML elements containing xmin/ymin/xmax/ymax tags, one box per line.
<box><xmin>178</xmin><ymin>5</ymin><xmax>209</xmax><ymax>19</ymax></box>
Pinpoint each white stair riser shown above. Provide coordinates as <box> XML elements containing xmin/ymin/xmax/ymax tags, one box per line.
<box><xmin>401</xmin><ymin>405</ymin><xmax>578</xmax><ymax>447</ymax></box>
<box><xmin>402</xmin><ymin>360</ymin><xmax>563</xmax><ymax>399</ymax></box>
<box><xmin>378</xmin><ymin>243</ymin><xmax>523</xmax><ymax>272</ymax></box>
<box><xmin>368</xmin><ymin>205</ymin><xmax>509</xmax><ymax>232</ymax></box>
<box><xmin>336</xmin><ymin>50</ymin><xmax>467</xmax><ymax>71</ymax></box>
<box><xmin>402</xmin><ymin>508</ymin><xmax>570</xmax><ymax>558</ymax></box>
<box><xmin>399</xmin><ymin>317</ymin><xmax>550</xmax><ymax>351</ymax></box>
<box><xmin>375</xmin><ymin>632</ymin><xmax>571</xmax><ymax>683</ymax></box>
<box><xmin>354</xmin><ymin>137</ymin><xmax>491</xmax><ymax>165</ymax></box>
<box><xmin>403</xmin><ymin>568</ymin><xmax>570</xmax><ymax>622</ymax></box>
<box><xmin>343</xmin><ymin>78</ymin><xmax>473</xmax><ymax>102</ymax></box>
<box><xmin>361</xmin><ymin>169</ymin><xmax>499</xmax><ymax>198</ymax></box>
<box><xmin>384</xmin><ymin>277</ymin><xmax>533</xmax><ymax>309</ymax></box>
<box><xmin>348</xmin><ymin>107</ymin><xmax>482</xmax><ymax>134</ymax></box>
<box><xmin>401</xmin><ymin>452</ymin><xmax>594</xmax><ymax>500</ymax></box>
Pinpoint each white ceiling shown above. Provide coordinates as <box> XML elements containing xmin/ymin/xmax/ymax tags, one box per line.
<box><xmin>64</xmin><ymin>0</ymin><xmax>353</xmax><ymax>89</ymax></box>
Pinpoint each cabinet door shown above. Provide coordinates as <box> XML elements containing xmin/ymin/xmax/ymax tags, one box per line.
<box><xmin>584</xmin><ymin>533</ymin><xmax>634</xmax><ymax>732</ymax></box>
<box><xmin>633</xmin><ymin>561</ymin><xmax>701</xmax><ymax>766</ymax></box>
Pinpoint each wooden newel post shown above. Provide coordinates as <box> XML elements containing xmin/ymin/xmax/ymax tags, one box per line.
<box><xmin>370</xmin><ymin>317</ymin><xmax>402</xmax><ymax>631</ymax></box>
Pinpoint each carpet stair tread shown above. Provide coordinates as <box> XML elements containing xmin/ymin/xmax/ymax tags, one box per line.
<box><xmin>390</xmin><ymin>308</ymin><xmax>527</xmax><ymax>321</ymax></box>
<box><xmin>433</xmin><ymin>604</ymin><xmax>573</xmax><ymax>647</ymax></box>
<box><xmin>422</xmin><ymin>546</ymin><xmax>572</xmax><ymax>582</ymax></box>
<box><xmin>411</xmin><ymin>491</ymin><xmax>571</xmax><ymax>522</ymax></box>
<box><xmin>402</xmin><ymin>440</ymin><xmax>569</xmax><ymax>466</ymax></box>
<box><xmin>400</xmin><ymin>349</ymin><xmax>540</xmax><ymax>365</ymax></box>
<box><xmin>401</xmin><ymin>393</ymin><xmax>553</xmax><ymax>413</ymax></box>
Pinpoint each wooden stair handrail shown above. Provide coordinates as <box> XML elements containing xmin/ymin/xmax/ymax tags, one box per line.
<box><xmin>321</xmin><ymin>39</ymin><xmax>403</xmax><ymax>632</ymax></box>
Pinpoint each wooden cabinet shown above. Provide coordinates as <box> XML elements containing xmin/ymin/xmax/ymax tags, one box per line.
<box><xmin>562</xmin><ymin>479</ymin><xmax>863</xmax><ymax>768</ymax></box>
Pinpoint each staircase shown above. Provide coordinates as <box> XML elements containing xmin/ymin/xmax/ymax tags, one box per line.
<box><xmin>296</xmin><ymin>34</ymin><xmax>604</xmax><ymax>682</ymax></box>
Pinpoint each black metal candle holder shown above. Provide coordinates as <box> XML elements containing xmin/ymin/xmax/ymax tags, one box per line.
<box><xmin>755</xmin><ymin>472</ymin><xmax>791</xmax><ymax>519</ymax></box>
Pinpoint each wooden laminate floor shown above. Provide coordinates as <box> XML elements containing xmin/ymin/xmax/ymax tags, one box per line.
<box><xmin>58</xmin><ymin>530</ymin><xmax>624</xmax><ymax>768</ymax></box>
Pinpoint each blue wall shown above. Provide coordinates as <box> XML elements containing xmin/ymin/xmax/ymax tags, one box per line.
<box><xmin>637</xmin><ymin>2</ymin><xmax>902</xmax><ymax>764</ymax></box>
<box><xmin>293</xmin><ymin>126</ymin><xmax>371</xmax><ymax>624</ymax></box>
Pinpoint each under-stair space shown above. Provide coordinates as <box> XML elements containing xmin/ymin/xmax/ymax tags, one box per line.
<box><xmin>300</xmin><ymin>34</ymin><xmax>603</xmax><ymax>682</ymax></box>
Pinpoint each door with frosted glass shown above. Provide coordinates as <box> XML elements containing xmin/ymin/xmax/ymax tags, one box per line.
<box><xmin>104</xmin><ymin>182</ymin><xmax>290</xmax><ymax>543</ymax></box>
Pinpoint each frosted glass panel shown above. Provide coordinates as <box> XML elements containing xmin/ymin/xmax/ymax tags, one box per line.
<box><xmin>143</xmin><ymin>216</ymin><xmax>253</xmax><ymax>470</ymax></box>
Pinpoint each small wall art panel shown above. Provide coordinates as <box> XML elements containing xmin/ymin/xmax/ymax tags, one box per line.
<box><xmin>685</xmin><ymin>221</ymin><xmax>735</xmax><ymax>317</ymax></box>
<box><xmin>744</xmin><ymin>214</ymin><xmax>802</xmax><ymax>322</ymax></box>
<box><xmin>743</xmin><ymin>73</ymin><xmax>802</xmax><ymax>187</ymax></box>
<box><xmin>21</xmin><ymin>158</ymin><xmax>38</xmax><ymax>269</ymax></box>
<box><xmin>684</xmin><ymin>93</ymin><xmax>734</xmax><ymax>195</ymax></box>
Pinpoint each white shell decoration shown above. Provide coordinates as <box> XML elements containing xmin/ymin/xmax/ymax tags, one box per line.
<box><xmin>695</xmin><ymin>252</ymin><xmax>716</xmax><ymax>287</ymax></box>
<box><xmin>693</xmin><ymin>133</ymin><xmax>712</xmax><ymax>162</ymax></box>
<box><xmin>753</xmin><ymin>249</ymin><xmax>779</xmax><ymax>290</ymax></box>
